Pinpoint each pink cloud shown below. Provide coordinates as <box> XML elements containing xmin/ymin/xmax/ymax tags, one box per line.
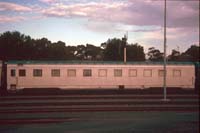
<box><xmin>39</xmin><ymin>0</ymin><xmax>58</xmax><ymax>4</ymax></box>
<box><xmin>166</xmin><ymin>1</ymin><xmax>199</xmax><ymax>28</ymax></box>
<box><xmin>0</xmin><ymin>15</ymin><xmax>26</xmax><ymax>23</ymax></box>
<box><xmin>40</xmin><ymin>0</ymin><xmax>199</xmax><ymax>29</ymax></box>
<box><xmin>0</xmin><ymin>2</ymin><xmax>32</xmax><ymax>12</ymax></box>
<box><xmin>41</xmin><ymin>1</ymin><xmax>129</xmax><ymax>19</ymax></box>
<box><xmin>140</xmin><ymin>27</ymin><xmax>198</xmax><ymax>42</ymax></box>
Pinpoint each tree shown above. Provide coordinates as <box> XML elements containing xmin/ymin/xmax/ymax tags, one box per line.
<box><xmin>74</xmin><ymin>44</ymin><xmax>103</xmax><ymax>60</ymax></box>
<box><xmin>33</xmin><ymin>38</ymin><xmax>51</xmax><ymax>59</ymax></box>
<box><xmin>1</xmin><ymin>31</ymin><xmax>198</xmax><ymax>62</ymax></box>
<box><xmin>102</xmin><ymin>38</ymin><xmax>126</xmax><ymax>61</ymax></box>
<box><xmin>0</xmin><ymin>31</ymin><xmax>77</xmax><ymax>60</ymax></box>
<box><xmin>147</xmin><ymin>47</ymin><xmax>163</xmax><ymax>61</ymax></box>
<box><xmin>0</xmin><ymin>31</ymin><xmax>35</xmax><ymax>60</ymax></box>
<box><xmin>102</xmin><ymin>38</ymin><xmax>145</xmax><ymax>61</ymax></box>
<box><xmin>85</xmin><ymin>44</ymin><xmax>103</xmax><ymax>60</ymax></box>
<box><xmin>74</xmin><ymin>45</ymin><xmax>86</xmax><ymax>60</ymax></box>
<box><xmin>126</xmin><ymin>43</ymin><xmax>145</xmax><ymax>61</ymax></box>
<box><xmin>168</xmin><ymin>49</ymin><xmax>181</xmax><ymax>61</ymax></box>
<box><xmin>181</xmin><ymin>45</ymin><xmax>199</xmax><ymax>62</ymax></box>
<box><xmin>65</xmin><ymin>46</ymin><xmax>77</xmax><ymax>60</ymax></box>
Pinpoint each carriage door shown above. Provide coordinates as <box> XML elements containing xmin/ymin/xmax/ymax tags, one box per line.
<box><xmin>10</xmin><ymin>69</ymin><xmax>17</xmax><ymax>90</ymax></box>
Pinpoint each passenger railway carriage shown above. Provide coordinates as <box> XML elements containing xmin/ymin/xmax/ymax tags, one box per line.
<box><xmin>4</xmin><ymin>60</ymin><xmax>195</xmax><ymax>90</ymax></box>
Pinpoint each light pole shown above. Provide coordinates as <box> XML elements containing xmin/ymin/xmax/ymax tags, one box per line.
<box><xmin>124</xmin><ymin>31</ymin><xmax>128</xmax><ymax>63</ymax></box>
<box><xmin>163</xmin><ymin>0</ymin><xmax>168</xmax><ymax>101</ymax></box>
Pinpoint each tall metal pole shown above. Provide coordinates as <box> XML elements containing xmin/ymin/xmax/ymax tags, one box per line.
<box><xmin>124</xmin><ymin>32</ymin><xmax>128</xmax><ymax>63</ymax></box>
<box><xmin>163</xmin><ymin>0</ymin><xmax>167</xmax><ymax>101</ymax></box>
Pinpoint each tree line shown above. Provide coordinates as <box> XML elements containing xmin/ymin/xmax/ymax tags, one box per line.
<box><xmin>0</xmin><ymin>31</ymin><xmax>199</xmax><ymax>62</ymax></box>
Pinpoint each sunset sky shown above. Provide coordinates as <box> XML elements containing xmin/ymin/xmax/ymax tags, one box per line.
<box><xmin>0</xmin><ymin>0</ymin><xmax>199</xmax><ymax>54</ymax></box>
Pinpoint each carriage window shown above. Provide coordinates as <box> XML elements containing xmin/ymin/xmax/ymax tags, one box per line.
<box><xmin>129</xmin><ymin>69</ymin><xmax>137</xmax><ymax>77</ymax></box>
<box><xmin>19</xmin><ymin>69</ymin><xmax>26</xmax><ymax>77</ymax></box>
<box><xmin>11</xmin><ymin>69</ymin><xmax>16</xmax><ymax>77</ymax></box>
<box><xmin>83</xmin><ymin>69</ymin><xmax>92</xmax><ymax>77</ymax></box>
<box><xmin>67</xmin><ymin>69</ymin><xmax>76</xmax><ymax>77</ymax></box>
<box><xmin>173</xmin><ymin>70</ymin><xmax>181</xmax><ymax>77</ymax></box>
<box><xmin>114</xmin><ymin>69</ymin><xmax>122</xmax><ymax>77</ymax></box>
<box><xmin>51</xmin><ymin>69</ymin><xmax>60</xmax><ymax>77</ymax></box>
<box><xmin>33</xmin><ymin>69</ymin><xmax>42</xmax><ymax>77</ymax></box>
<box><xmin>144</xmin><ymin>69</ymin><xmax>152</xmax><ymax>77</ymax></box>
<box><xmin>158</xmin><ymin>70</ymin><xmax>165</xmax><ymax>77</ymax></box>
<box><xmin>98</xmin><ymin>69</ymin><xmax>107</xmax><ymax>77</ymax></box>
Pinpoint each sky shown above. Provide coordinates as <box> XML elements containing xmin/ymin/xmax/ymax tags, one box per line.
<box><xmin>0</xmin><ymin>0</ymin><xmax>199</xmax><ymax>54</ymax></box>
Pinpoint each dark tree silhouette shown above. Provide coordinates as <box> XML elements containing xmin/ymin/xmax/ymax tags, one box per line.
<box><xmin>181</xmin><ymin>45</ymin><xmax>199</xmax><ymax>62</ymax></box>
<box><xmin>168</xmin><ymin>49</ymin><xmax>181</xmax><ymax>61</ymax></box>
<box><xmin>101</xmin><ymin>38</ymin><xmax>123</xmax><ymax>61</ymax></box>
<box><xmin>0</xmin><ymin>31</ymin><xmax>199</xmax><ymax>62</ymax></box>
<box><xmin>126</xmin><ymin>43</ymin><xmax>145</xmax><ymax>61</ymax></box>
<box><xmin>147</xmin><ymin>47</ymin><xmax>163</xmax><ymax>61</ymax></box>
<box><xmin>101</xmin><ymin>38</ymin><xmax>145</xmax><ymax>61</ymax></box>
<box><xmin>167</xmin><ymin>45</ymin><xmax>199</xmax><ymax>62</ymax></box>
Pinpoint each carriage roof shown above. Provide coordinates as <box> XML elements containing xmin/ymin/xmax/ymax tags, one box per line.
<box><xmin>6</xmin><ymin>60</ymin><xmax>195</xmax><ymax>66</ymax></box>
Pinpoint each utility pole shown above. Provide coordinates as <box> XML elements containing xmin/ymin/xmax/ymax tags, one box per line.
<box><xmin>163</xmin><ymin>0</ymin><xmax>168</xmax><ymax>101</ymax></box>
<box><xmin>124</xmin><ymin>32</ymin><xmax>128</xmax><ymax>63</ymax></box>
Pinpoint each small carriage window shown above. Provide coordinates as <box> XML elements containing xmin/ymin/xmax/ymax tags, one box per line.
<box><xmin>158</xmin><ymin>70</ymin><xmax>165</xmax><ymax>77</ymax></box>
<box><xmin>98</xmin><ymin>69</ymin><xmax>107</xmax><ymax>77</ymax></box>
<box><xmin>173</xmin><ymin>70</ymin><xmax>181</xmax><ymax>77</ymax></box>
<box><xmin>67</xmin><ymin>69</ymin><xmax>76</xmax><ymax>77</ymax></box>
<box><xmin>33</xmin><ymin>69</ymin><xmax>42</xmax><ymax>77</ymax></box>
<box><xmin>129</xmin><ymin>69</ymin><xmax>137</xmax><ymax>77</ymax></box>
<box><xmin>11</xmin><ymin>69</ymin><xmax>16</xmax><ymax>77</ymax></box>
<box><xmin>144</xmin><ymin>69</ymin><xmax>152</xmax><ymax>77</ymax></box>
<box><xmin>114</xmin><ymin>69</ymin><xmax>122</xmax><ymax>77</ymax></box>
<box><xmin>51</xmin><ymin>69</ymin><xmax>60</xmax><ymax>77</ymax></box>
<box><xmin>83</xmin><ymin>69</ymin><xmax>92</xmax><ymax>77</ymax></box>
<box><xmin>19</xmin><ymin>69</ymin><xmax>26</xmax><ymax>77</ymax></box>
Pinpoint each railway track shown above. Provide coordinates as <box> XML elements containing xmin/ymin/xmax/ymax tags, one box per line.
<box><xmin>0</xmin><ymin>94</ymin><xmax>199</xmax><ymax>112</ymax></box>
<box><xmin>0</xmin><ymin>93</ymin><xmax>199</xmax><ymax>124</ymax></box>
